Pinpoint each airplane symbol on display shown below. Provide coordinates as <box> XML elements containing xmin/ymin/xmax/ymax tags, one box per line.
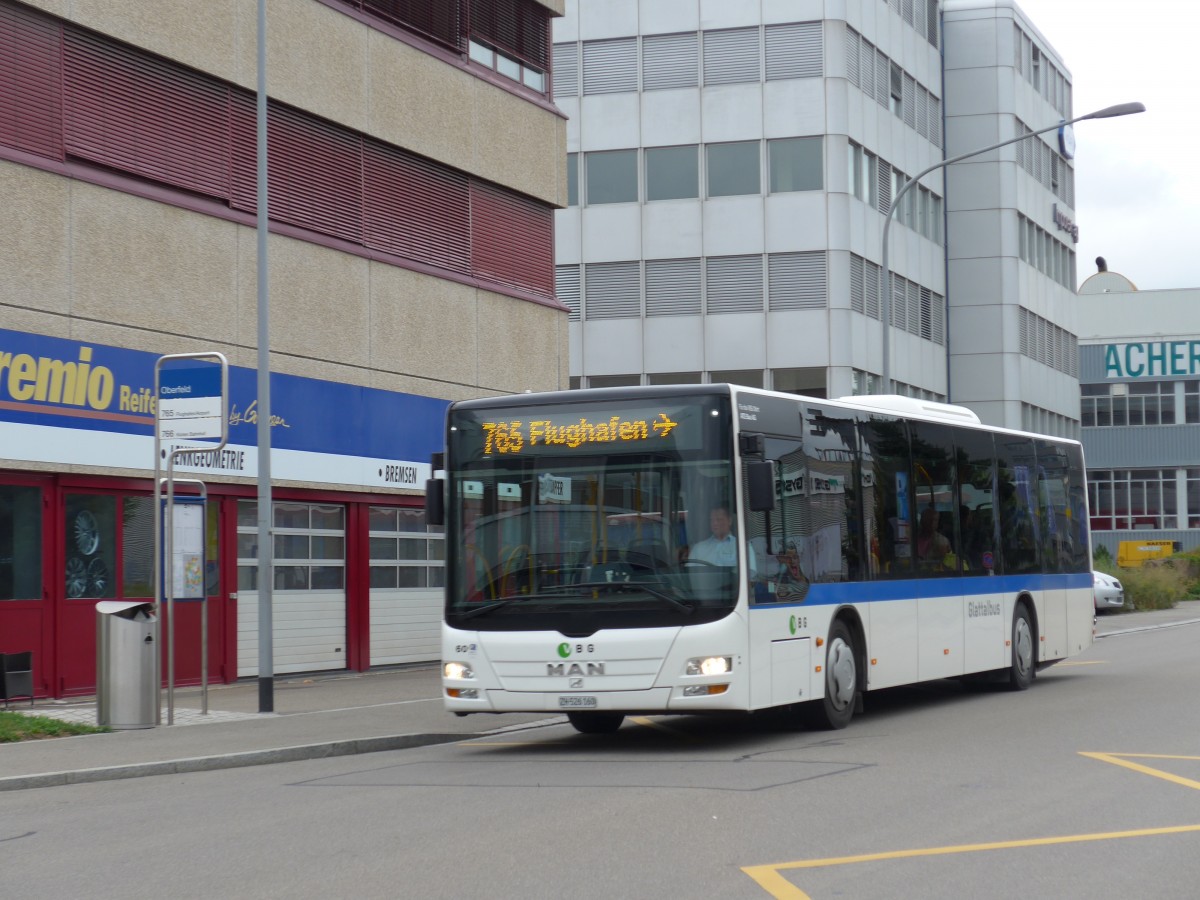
<box><xmin>652</xmin><ymin>413</ymin><xmax>677</xmax><ymax>438</ymax></box>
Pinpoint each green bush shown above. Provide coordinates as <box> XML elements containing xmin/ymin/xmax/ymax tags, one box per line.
<box><xmin>1117</xmin><ymin>558</ymin><xmax>1192</xmax><ymax>611</ymax></box>
<box><xmin>1093</xmin><ymin>544</ymin><xmax>1114</xmax><ymax>567</ymax></box>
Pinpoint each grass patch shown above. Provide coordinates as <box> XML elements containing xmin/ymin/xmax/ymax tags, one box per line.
<box><xmin>0</xmin><ymin>710</ymin><xmax>108</xmax><ymax>742</ymax></box>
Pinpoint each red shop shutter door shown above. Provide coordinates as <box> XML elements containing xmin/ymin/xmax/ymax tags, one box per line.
<box><xmin>231</xmin><ymin>94</ymin><xmax>363</xmax><ymax>245</ymax></box>
<box><xmin>0</xmin><ymin>2</ymin><xmax>62</xmax><ymax>160</ymax></box>
<box><xmin>470</xmin><ymin>181</ymin><xmax>553</xmax><ymax>298</ymax></box>
<box><xmin>363</xmin><ymin>139</ymin><xmax>470</xmax><ymax>274</ymax></box>
<box><xmin>62</xmin><ymin>29</ymin><xmax>230</xmax><ymax>199</ymax></box>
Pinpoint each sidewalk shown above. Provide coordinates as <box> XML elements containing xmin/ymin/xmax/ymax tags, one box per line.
<box><xmin>4</xmin><ymin>601</ymin><xmax>1198</xmax><ymax>793</ymax></box>
<box><xmin>0</xmin><ymin>664</ymin><xmax>556</xmax><ymax>792</ymax></box>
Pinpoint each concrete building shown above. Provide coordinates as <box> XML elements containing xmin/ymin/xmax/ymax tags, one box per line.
<box><xmin>553</xmin><ymin>0</ymin><xmax>1080</xmax><ymax>435</ymax></box>
<box><xmin>0</xmin><ymin>0</ymin><xmax>567</xmax><ymax>696</ymax></box>
<box><xmin>1077</xmin><ymin>264</ymin><xmax>1200</xmax><ymax>556</ymax></box>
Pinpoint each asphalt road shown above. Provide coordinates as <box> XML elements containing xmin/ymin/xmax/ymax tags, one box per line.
<box><xmin>4</xmin><ymin>624</ymin><xmax>1199</xmax><ymax>900</ymax></box>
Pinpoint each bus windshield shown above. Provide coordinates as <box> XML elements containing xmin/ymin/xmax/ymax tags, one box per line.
<box><xmin>445</xmin><ymin>395</ymin><xmax>740</xmax><ymax>631</ymax></box>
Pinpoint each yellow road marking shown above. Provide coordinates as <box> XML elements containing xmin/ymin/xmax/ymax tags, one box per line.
<box><xmin>629</xmin><ymin>715</ymin><xmax>697</xmax><ymax>737</ymax></box>
<box><xmin>1056</xmin><ymin>659</ymin><xmax>1106</xmax><ymax>666</ymax></box>
<box><xmin>1081</xmin><ymin>752</ymin><xmax>1200</xmax><ymax>791</ymax></box>
<box><xmin>742</xmin><ymin>823</ymin><xmax>1200</xmax><ymax>898</ymax></box>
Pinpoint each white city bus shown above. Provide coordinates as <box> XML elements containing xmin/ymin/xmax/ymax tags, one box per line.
<box><xmin>429</xmin><ymin>385</ymin><xmax>1093</xmax><ymax>733</ymax></box>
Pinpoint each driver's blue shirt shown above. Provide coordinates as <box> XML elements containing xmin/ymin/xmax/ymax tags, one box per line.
<box><xmin>689</xmin><ymin>534</ymin><xmax>757</xmax><ymax>575</ymax></box>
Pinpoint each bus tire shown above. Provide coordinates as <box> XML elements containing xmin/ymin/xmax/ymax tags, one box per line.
<box><xmin>566</xmin><ymin>712</ymin><xmax>625</xmax><ymax>734</ymax></box>
<box><xmin>808</xmin><ymin>619</ymin><xmax>858</xmax><ymax>730</ymax></box>
<box><xmin>1008</xmin><ymin>601</ymin><xmax>1036</xmax><ymax>691</ymax></box>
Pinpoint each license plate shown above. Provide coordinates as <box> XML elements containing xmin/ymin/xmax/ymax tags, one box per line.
<box><xmin>558</xmin><ymin>695</ymin><xmax>597</xmax><ymax>709</ymax></box>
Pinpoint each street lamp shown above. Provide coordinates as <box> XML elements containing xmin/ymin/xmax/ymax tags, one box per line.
<box><xmin>877</xmin><ymin>101</ymin><xmax>1145</xmax><ymax>394</ymax></box>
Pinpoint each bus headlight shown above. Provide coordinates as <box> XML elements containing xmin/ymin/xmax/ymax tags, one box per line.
<box><xmin>444</xmin><ymin>662</ymin><xmax>474</xmax><ymax>680</ymax></box>
<box><xmin>686</xmin><ymin>656</ymin><xmax>732</xmax><ymax>676</ymax></box>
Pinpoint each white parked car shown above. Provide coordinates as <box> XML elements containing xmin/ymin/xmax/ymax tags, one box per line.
<box><xmin>1093</xmin><ymin>570</ymin><xmax>1125</xmax><ymax>611</ymax></box>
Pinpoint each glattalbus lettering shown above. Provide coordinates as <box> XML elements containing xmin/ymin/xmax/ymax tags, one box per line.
<box><xmin>968</xmin><ymin>600</ymin><xmax>1001</xmax><ymax>618</ymax></box>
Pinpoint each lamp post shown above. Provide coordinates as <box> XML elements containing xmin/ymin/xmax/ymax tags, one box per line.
<box><xmin>877</xmin><ymin>101</ymin><xmax>1145</xmax><ymax>394</ymax></box>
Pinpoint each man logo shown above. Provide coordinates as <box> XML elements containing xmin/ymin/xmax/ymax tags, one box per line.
<box><xmin>569</xmin><ymin>678</ymin><xmax>583</xmax><ymax>688</ymax></box>
<box><xmin>547</xmin><ymin>662</ymin><xmax>605</xmax><ymax>677</ymax></box>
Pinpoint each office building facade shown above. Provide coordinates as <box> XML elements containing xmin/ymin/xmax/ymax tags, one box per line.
<box><xmin>554</xmin><ymin>0</ymin><xmax>1080</xmax><ymax>435</ymax></box>
<box><xmin>0</xmin><ymin>0</ymin><xmax>567</xmax><ymax>696</ymax></box>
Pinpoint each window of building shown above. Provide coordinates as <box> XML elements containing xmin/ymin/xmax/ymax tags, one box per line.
<box><xmin>707</xmin><ymin>141</ymin><xmax>761</xmax><ymax>197</ymax></box>
<box><xmin>1081</xmin><ymin>381</ymin><xmax>1177</xmax><ymax>428</ymax></box>
<box><xmin>1</xmin><ymin>485</ymin><xmax>41</xmax><ymax>601</ymax></box>
<box><xmin>368</xmin><ymin>506</ymin><xmax>444</xmax><ymax>589</ymax></box>
<box><xmin>648</xmin><ymin>372</ymin><xmax>702</xmax><ymax>385</ymax></box>
<box><xmin>567</xmin><ymin>153</ymin><xmax>578</xmax><ymax>206</ymax></box>
<box><xmin>1087</xmin><ymin>469</ymin><xmax>1177</xmax><ymax>532</ymax></box>
<box><xmin>848</xmin><ymin>142</ymin><xmax>863</xmax><ymax>199</ymax></box>
<box><xmin>642</xmin><ymin>32</ymin><xmax>699</xmax><ymax>90</ymax></box>
<box><xmin>587</xmin><ymin>375</ymin><xmax>642</xmax><ymax>388</ymax></box>
<box><xmin>889</xmin><ymin>62</ymin><xmax>903</xmax><ymax>117</ymax></box>
<box><xmin>64</xmin><ymin>494</ymin><xmax>118</xmax><ymax>599</ymax></box>
<box><xmin>710</xmin><ymin>369</ymin><xmax>764</xmax><ymax>389</ymax></box>
<box><xmin>768</xmin><ymin>137</ymin><xmax>823</xmax><ymax>193</ymax></box>
<box><xmin>585</xmin><ymin>149</ymin><xmax>638</xmax><ymax>204</ymax></box>
<box><xmin>645</xmin><ymin>145</ymin><xmax>699</xmax><ymax>201</ymax></box>
<box><xmin>469</xmin><ymin>40</ymin><xmax>545</xmax><ymax>92</ymax></box>
<box><xmin>237</xmin><ymin>501</ymin><xmax>345</xmax><ymax>591</ymax></box>
<box><xmin>772</xmin><ymin>368</ymin><xmax>826</xmax><ymax>397</ymax></box>
<box><xmin>1189</xmin><ymin>468</ymin><xmax>1200</xmax><ymax>528</ymax></box>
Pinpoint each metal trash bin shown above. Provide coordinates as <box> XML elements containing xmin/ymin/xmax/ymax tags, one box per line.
<box><xmin>96</xmin><ymin>600</ymin><xmax>158</xmax><ymax>729</ymax></box>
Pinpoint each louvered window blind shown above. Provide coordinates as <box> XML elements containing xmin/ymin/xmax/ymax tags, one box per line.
<box><xmin>765</xmin><ymin>22</ymin><xmax>822</xmax><ymax>80</ymax></box>
<box><xmin>65</xmin><ymin>31</ymin><xmax>232</xmax><ymax>200</ymax></box>
<box><xmin>0</xmin><ymin>2</ymin><xmax>61</xmax><ymax>159</ymax></box>
<box><xmin>642</xmin><ymin>32</ymin><xmax>698</xmax><ymax>91</ymax></box>
<box><xmin>583</xmin><ymin>38</ymin><xmax>637</xmax><ymax>94</ymax></box>
<box><xmin>584</xmin><ymin>261</ymin><xmax>641</xmax><ymax>319</ymax></box>
<box><xmin>552</xmin><ymin>42</ymin><xmax>578</xmax><ymax>96</ymax></box>
<box><xmin>706</xmin><ymin>255</ymin><xmax>764</xmax><ymax>314</ymax></box>
<box><xmin>768</xmin><ymin>252</ymin><xmax>826</xmax><ymax>310</ymax></box>
<box><xmin>469</xmin><ymin>0</ymin><xmax>549</xmax><ymax>71</ymax></box>
<box><xmin>556</xmin><ymin>265</ymin><xmax>581</xmax><ymax>321</ymax></box>
<box><xmin>645</xmin><ymin>258</ymin><xmax>701</xmax><ymax>316</ymax></box>
<box><xmin>703</xmin><ymin>28</ymin><xmax>760</xmax><ymax>86</ymax></box>
<box><xmin>471</xmin><ymin>182</ymin><xmax>554</xmax><ymax>297</ymax></box>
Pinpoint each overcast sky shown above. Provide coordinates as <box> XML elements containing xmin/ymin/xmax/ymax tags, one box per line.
<box><xmin>1013</xmin><ymin>0</ymin><xmax>1194</xmax><ymax>291</ymax></box>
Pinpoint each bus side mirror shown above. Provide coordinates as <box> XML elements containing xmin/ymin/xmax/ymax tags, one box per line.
<box><xmin>746</xmin><ymin>460</ymin><xmax>776</xmax><ymax>512</ymax></box>
<box><xmin>426</xmin><ymin>478</ymin><xmax>445</xmax><ymax>526</ymax></box>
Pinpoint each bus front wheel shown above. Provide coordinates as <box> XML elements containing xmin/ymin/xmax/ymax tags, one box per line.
<box><xmin>566</xmin><ymin>712</ymin><xmax>625</xmax><ymax>734</ymax></box>
<box><xmin>1008</xmin><ymin>602</ymin><xmax>1036</xmax><ymax>691</ymax></box>
<box><xmin>807</xmin><ymin>620</ymin><xmax>858</xmax><ymax>729</ymax></box>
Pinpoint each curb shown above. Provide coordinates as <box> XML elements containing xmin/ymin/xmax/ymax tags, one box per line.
<box><xmin>0</xmin><ymin>732</ymin><xmax>466</xmax><ymax>793</ymax></box>
<box><xmin>1096</xmin><ymin>617</ymin><xmax>1200</xmax><ymax>639</ymax></box>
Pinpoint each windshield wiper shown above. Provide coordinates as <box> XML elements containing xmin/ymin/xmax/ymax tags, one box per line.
<box><xmin>568</xmin><ymin>579</ymin><xmax>697</xmax><ymax>615</ymax></box>
<box><xmin>457</xmin><ymin>593</ymin><xmax>544</xmax><ymax>621</ymax></box>
<box><xmin>457</xmin><ymin>580</ymin><xmax>696</xmax><ymax>619</ymax></box>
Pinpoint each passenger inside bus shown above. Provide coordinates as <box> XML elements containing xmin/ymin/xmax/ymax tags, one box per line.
<box><xmin>916</xmin><ymin>506</ymin><xmax>955</xmax><ymax>571</ymax></box>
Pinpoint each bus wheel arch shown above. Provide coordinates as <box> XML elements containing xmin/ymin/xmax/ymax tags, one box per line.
<box><xmin>1009</xmin><ymin>594</ymin><xmax>1038</xmax><ymax>691</ymax></box>
<box><xmin>806</xmin><ymin>609</ymin><xmax>865</xmax><ymax>729</ymax></box>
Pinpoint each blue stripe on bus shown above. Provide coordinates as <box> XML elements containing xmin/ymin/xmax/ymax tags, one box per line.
<box><xmin>752</xmin><ymin>571</ymin><xmax>1092</xmax><ymax>609</ymax></box>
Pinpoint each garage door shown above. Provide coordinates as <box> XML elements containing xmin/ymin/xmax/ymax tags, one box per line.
<box><xmin>237</xmin><ymin>500</ymin><xmax>346</xmax><ymax>676</ymax></box>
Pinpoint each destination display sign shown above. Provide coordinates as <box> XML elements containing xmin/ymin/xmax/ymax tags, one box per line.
<box><xmin>456</xmin><ymin>400</ymin><xmax>714</xmax><ymax>459</ymax></box>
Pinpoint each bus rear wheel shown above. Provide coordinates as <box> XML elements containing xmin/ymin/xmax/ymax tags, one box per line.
<box><xmin>1008</xmin><ymin>602</ymin><xmax>1036</xmax><ymax>691</ymax></box>
<box><xmin>806</xmin><ymin>619</ymin><xmax>858</xmax><ymax>729</ymax></box>
<box><xmin>566</xmin><ymin>712</ymin><xmax>625</xmax><ymax>734</ymax></box>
